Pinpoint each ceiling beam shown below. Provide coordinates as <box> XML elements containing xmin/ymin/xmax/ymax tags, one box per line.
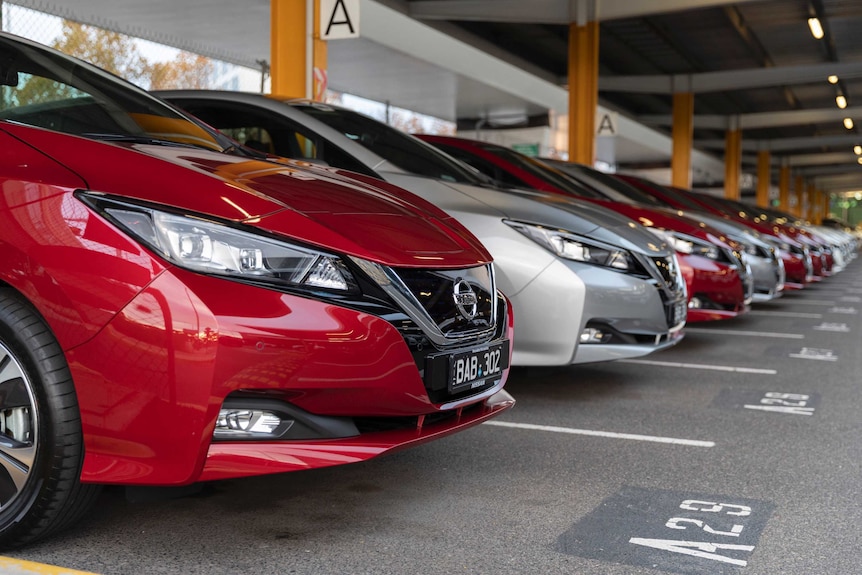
<box><xmin>640</xmin><ymin>106</ymin><xmax>862</xmax><ymax>130</ymax></box>
<box><xmin>406</xmin><ymin>0</ymin><xmax>771</xmax><ymax>24</ymax></box>
<box><xmin>696</xmin><ymin>134</ymin><xmax>862</xmax><ymax>153</ymax></box>
<box><xmin>600</xmin><ymin>61</ymin><xmax>862</xmax><ymax>94</ymax></box>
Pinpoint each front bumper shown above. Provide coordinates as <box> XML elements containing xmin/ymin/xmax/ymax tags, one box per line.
<box><xmin>506</xmin><ymin>256</ymin><xmax>684</xmax><ymax>366</ymax></box>
<box><xmin>70</xmin><ymin>267</ymin><xmax>514</xmax><ymax>486</ymax></box>
<box><xmin>679</xmin><ymin>254</ymin><xmax>749</xmax><ymax>322</ymax></box>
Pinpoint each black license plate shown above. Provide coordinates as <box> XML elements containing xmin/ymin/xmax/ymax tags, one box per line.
<box><xmin>448</xmin><ymin>341</ymin><xmax>509</xmax><ymax>393</ymax></box>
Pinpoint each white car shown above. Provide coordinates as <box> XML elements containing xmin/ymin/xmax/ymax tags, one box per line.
<box><xmin>157</xmin><ymin>91</ymin><xmax>687</xmax><ymax>366</ymax></box>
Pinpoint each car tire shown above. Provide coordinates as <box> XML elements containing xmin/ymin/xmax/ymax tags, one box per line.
<box><xmin>0</xmin><ymin>289</ymin><xmax>100</xmax><ymax>548</ymax></box>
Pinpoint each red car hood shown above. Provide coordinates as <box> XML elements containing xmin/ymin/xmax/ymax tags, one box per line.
<box><xmin>4</xmin><ymin>124</ymin><xmax>489</xmax><ymax>268</ymax></box>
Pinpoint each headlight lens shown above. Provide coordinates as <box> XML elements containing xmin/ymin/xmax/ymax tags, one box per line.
<box><xmin>648</xmin><ymin>229</ymin><xmax>719</xmax><ymax>260</ymax></box>
<box><xmin>81</xmin><ymin>194</ymin><xmax>356</xmax><ymax>291</ymax></box>
<box><xmin>505</xmin><ymin>220</ymin><xmax>634</xmax><ymax>272</ymax></box>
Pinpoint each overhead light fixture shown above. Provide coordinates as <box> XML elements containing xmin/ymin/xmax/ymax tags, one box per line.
<box><xmin>855</xmin><ymin>145</ymin><xmax>862</xmax><ymax>155</ymax></box>
<box><xmin>837</xmin><ymin>94</ymin><xmax>848</xmax><ymax>109</ymax></box>
<box><xmin>808</xmin><ymin>17</ymin><xmax>824</xmax><ymax>39</ymax></box>
<box><xmin>844</xmin><ymin>117</ymin><xmax>855</xmax><ymax>130</ymax></box>
<box><xmin>828</xmin><ymin>75</ymin><xmax>839</xmax><ymax>84</ymax></box>
<box><xmin>857</xmin><ymin>157</ymin><xmax>862</xmax><ymax>165</ymax></box>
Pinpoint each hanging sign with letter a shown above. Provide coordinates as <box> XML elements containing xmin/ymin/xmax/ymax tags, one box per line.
<box><xmin>321</xmin><ymin>0</ymin><xmax>360</xmax><ymax>40</ymax></box>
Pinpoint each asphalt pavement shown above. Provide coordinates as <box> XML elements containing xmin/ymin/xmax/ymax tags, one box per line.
<box><xmin>8</xmin><ymin>257</ymin><xmax>862</xmax><ymax>575</ymax></box>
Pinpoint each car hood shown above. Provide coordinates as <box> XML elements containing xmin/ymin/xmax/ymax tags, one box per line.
<box><xmin>424</xmin><ymin>180</ymin><xmax>672</xmax><ymax>256</ymax></box>
<box><xmin>586</xmin><ymin>198</ymin><xmax>733</xmax><ymax>249</ymax></box>
<box><xmin>5</xmin><ymin>124</ymin><xmax>491</xmax><ymax>268</ymax></box>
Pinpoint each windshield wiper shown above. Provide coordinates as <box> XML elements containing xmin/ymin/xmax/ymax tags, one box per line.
<box><xmin>81</xmin><ymin>133</ymin><xmax>216</xmax><ymax>151</ymax></box>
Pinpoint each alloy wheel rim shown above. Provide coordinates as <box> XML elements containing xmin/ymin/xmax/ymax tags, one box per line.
<box><xmin>0</xmin><ymin>342</ymin><xmax>38</xmax><ymax>509</ymax></box>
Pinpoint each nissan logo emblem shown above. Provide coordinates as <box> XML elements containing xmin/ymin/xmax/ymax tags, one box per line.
<box><xmin>453</xmin><ymin>279</ymin><xmax>478</xmax><ymax>321</ymax></box>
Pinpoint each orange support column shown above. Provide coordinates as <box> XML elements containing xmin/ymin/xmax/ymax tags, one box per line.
<box><xmin>671</xmin><ymin>92</ymin><xmax>694</xmax><ymax>189</ymax></box>
<box><xmin>778</xmin><ymin>163</ymin><xmax>790</xmax><ymax>213</ymax></box>
<box><xmin>806</xmin><ymin>184</ymin><xmax>816</xmax><ymax>222</ymax></box>
<box><xmin>271</xmin><ymin>0</ymin><xmax>308</xmax><ymax>98</ymax></box>
<box><xmin>568</xmin><ymin>21</ymin><xmax>599</xmax><ymax>165</ymax></box>
<box><xmin>312</xmin><ymin>0</ymin><xmax>328</xmax><ymax>101</ymax></box>
<box><xmin>724</xmin><ymin>121</ymin><xmax>742</xmax><ymax>200</ymax></box>
<box><xmin>794</xmin><ymin>175</ymin><xmax>805</xmax><ymax>217</ymax></box>
<box><xmin>756</xmin><ymin>150</ymin><xmax>771</xmax><ymax>208</ymax></box>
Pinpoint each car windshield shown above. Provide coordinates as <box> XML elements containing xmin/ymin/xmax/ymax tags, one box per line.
<box><xmin>481</xmin><ymin>145</ymin><xmax>605</xmax><ymax>199</ymax></box>
<box><xmin>557</xmin><ymin>164</ymin><xmax>666</xmax><ymax>206</ymax></box>
<box><xmin>0</xmin><ymin>33</ymin><xmax>229</xmax><ymax>152</ymax></box>
<box><xmin>292</xmin><ymin>103</ymin><xmax>489</xmax><ymax>184</ymax></box>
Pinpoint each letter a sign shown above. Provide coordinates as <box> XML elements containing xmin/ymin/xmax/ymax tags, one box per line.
<box><xmin>321</xmin><ymin>0</ymin><xmax>360</xmax><ymax>40</ymax></box>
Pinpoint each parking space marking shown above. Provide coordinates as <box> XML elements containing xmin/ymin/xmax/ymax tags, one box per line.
<box><xmin>0</xmin><ymin>557</ymin><xmax>101</xmax><ymax>574</ymax></box>
<box><xmin>619</xmin><ymin>359</ymin><xmax>777</xmax><ymax>374</ymax></box>
<box><xmin>828</xmin><ymin>306</ymin><xmax>858</xmax><ymax>314</ymax></box>
<box><xmin>789</xmin><ymin>347</ymin><xmax>838</xmax><ymax>361</ymax></box>
<box><xmin>784</xmin><ymin>299</ymin><xmax>836</xmax><ymax>305</ymax></box>
<box><xmin>813</xmin><ymin>322</ymin><xmax>850</xmax><ymax>332</ymax></box>
<box><xmin>684</xmin><ymin>328</ymin><xmax>804</xmax><ymax>339</ymax></box>
<box><xmin>483</xmin><ymin>421</ymin><xmax>715</xmax><ymax>447</ymax></box>
<box><xmin>558</xmin><ymin>487</ymin><xmax>774</xmax><ymax>573</ymax></box>
<box><xmin>747</xmin><ymin>310</ymin><xmax>822</xmax><ymax>318</ymax></box>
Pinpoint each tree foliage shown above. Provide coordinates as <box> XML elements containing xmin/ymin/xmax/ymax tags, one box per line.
<box><xmin>50</xmin><ymin>20</ymin><xmax>214</xmax><ymax>90</ymax></box>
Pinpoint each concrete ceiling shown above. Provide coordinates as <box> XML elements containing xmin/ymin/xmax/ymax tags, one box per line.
<box><xmin>6</xmin><ymin>0</ymin><xmax>862</xmax><ymax>193</ymax></box>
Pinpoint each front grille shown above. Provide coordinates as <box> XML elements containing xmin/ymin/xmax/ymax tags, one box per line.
<box><xmin>394</xmin><ymin>265</ymin><xmax>496</xmax><ymax>340</ymax></box>
<box><xmin>650</xmin><ymin>255</ymin><xmax>685</xmax><ymax>296</ymax></box>
<box><xmin>639</xmin><ymin>254</ymin><xmax>686</xmax><ymax>329</ymax></box>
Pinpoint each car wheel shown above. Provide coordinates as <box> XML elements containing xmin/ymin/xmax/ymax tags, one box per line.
<box><xmin>0</xmin><ymin>290</ymin><xmax>100</xmax><ymax>548</ymax></box>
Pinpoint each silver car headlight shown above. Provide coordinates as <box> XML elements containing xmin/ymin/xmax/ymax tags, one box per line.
<box><xmin>648</xmin><ymin>229</ymin><xmax>719</xmax><ymax>260</ymax></box>
<box><xmin>79</xmin><ymin>193</ymin><xmax>357</xmax><ymax>292</ymax></box>
<box><xmin>504</xmin><ymin>220</ymin><xmax>634</xmax><ymax>272</ymax></box>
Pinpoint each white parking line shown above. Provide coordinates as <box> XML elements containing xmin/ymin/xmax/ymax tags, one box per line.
<box><xmin>747</xmin><ymin>310</ymin><xmax>823</xmax><ymax>319</ymax></box>
<box><xmin>684</xmin><ymin>328</ymin><xmax>804</xmax><ymax>339</ymax></box>
<box><xmin>618</xmin><ymin>359</ymin><xmax>777</xmax><ymax>374</ymax></box>
<box><xmin>783</xmin><ymin>300</ymin><xmax>836</xmax><ymax>305</ymax></box>
<box><xmin>483</xmin><ymin>421</ymin><xmax>715</xmax><ymax>447</ymax></box>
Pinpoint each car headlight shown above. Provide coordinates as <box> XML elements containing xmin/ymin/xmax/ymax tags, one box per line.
<box><xmin>504</xmin><ymin>220</ymin><xmax>634</xmax><ymax>272</ymax></box>
<box><xmin>78</xmin><ymin>193</ymin><xmax>357</xmax><ymax>292</ymax></box>
<box><xmin>647</xmin><ymin>229</ymin><xmax>719</xmax><ymax>260</ymax></box>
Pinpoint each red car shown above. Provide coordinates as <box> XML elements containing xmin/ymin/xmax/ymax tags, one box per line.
<box><xmin>419</xmin><ymin>135</ymin><xmax>751</xmax><ymax>322</ymax></box>
<box><xmin>0</xmin><ymin>33</ymin><xmax>514</xmax><ymax>547</ymax></box>
<box><xmin>619</xmin><ymin>177</ymin><xmax>814</xmax><ymax>290</ymax></box>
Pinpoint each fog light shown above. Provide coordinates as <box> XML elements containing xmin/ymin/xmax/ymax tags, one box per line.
<box><xmin>580</xmin><ymin>327</ymin><xmax>605</xmax><ymax>344</ymax></box>
<box><xmin>214</xmin><ymin>409</ymin><xmax>292</xmax><ymax>439</ymax></box>
<box><xmin>688</xmin><ymin>297</ymin><xmax>703</xmax><ymax>309</ymax></box>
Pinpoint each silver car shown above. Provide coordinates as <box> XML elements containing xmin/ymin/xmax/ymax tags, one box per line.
<box><xmin>156</xmin><ymin>91</ymin><xmax>687</xmax><ymax>366</ymax></box>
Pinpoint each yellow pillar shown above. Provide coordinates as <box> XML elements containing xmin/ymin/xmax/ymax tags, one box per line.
<box><xmin>312</xmin><ymin>0</ymin><xmax>328</xmax><ymax>101</ymax></box>
<box><xmin>270</xmin><ymin>1</ymin><xmax>327</xmax><ymax>100</ymax></box>
<box><xmin>724</xmin><ymin>125</ymin><xmax>742</xmax><ymax>200</ymax></box>
<box><xmin>806</xmin><ymin>184</ymin><xmax>816</xmax><ymax>222</ymax></box>
<box><xmin>271</xmin><ymin>0</ymin><xmax>307</xmax><ymax>98</ymax></box>
<box><xmin>794</xmin><ymin>175</ymin><xmax>805</xmax><ymax>218</ymax></box>
<box><xmin>756</xmin><ymin>150</ymin><xmax>771</xmax><ymax>208</ymax></box>
<box><xmin>778</xmin><ymin>163</ymin><xmax>790</xmax><ymax>213</ymax></box>
<box><xmin>568</xmin><ymin>21</ymin><xmax>599</xmax><ymax>165</ymax></box>
<box><xmin>671</xmin><ymin>92</ymin><xmax>694</xmax><ymax>189</ymax></box>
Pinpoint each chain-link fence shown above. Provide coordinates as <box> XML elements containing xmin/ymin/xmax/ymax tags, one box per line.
<box><xmin>0</xmin><ymin>1</ymin><xmax>266</xmax><ymax>91</ymax></box>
